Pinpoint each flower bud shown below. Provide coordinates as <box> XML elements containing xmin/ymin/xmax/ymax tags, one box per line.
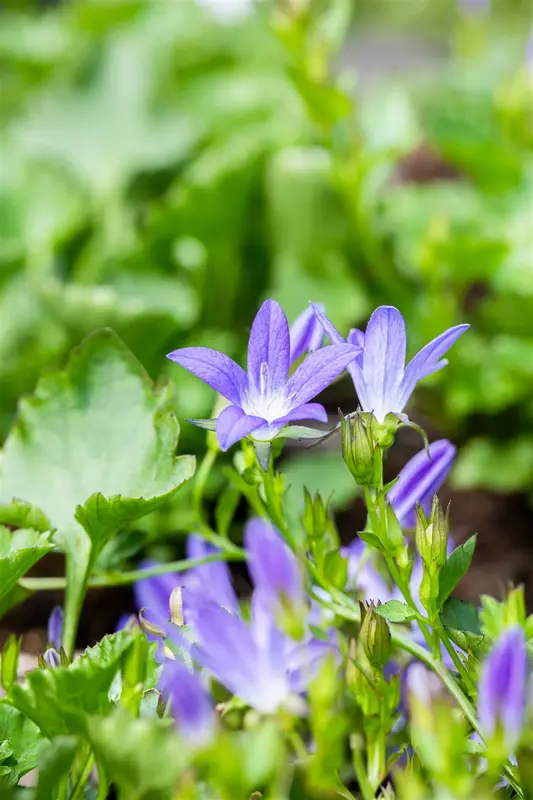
<box><xmin>302</xmin><ymin>488</ymin><xmax>329</xmax><ymax>540</ymax></box>
<box><xmin>41</xmin><ymin>648</ymin><xmax>61</xmax><ymax>669</ymax></box>
<box><xmin>341</xmin><ymin>413</ymin><xmax>379</xmax><ymax>487</ymax></box>
<box><xmin>170</xmin><ymin>587</ymin><xmax>185</xmax><ymax>627</ymax></box>
<box><xmin>359</xmin><ymin>601</ymin><xmax>391</xmax><ymax>670</ymax></box>
<box><xmin>415</xmin><ymin>496</ymin><xmax>448</xmax><ymax>570</ymax></box>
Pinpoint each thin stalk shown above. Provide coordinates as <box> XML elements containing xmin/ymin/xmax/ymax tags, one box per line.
<box><xmin>192</xmin><ymin>448</ymin><xmax>217</xmax><ymax>522</ymax></box>
<box><xmin>352</xmin><ymin>738</ymin><xmax>375</xmax><ymax>800</ymax></box>
<box><xmin>69</xmin><ymin>751</ymin><xmax>94</xmax><ymax>800</ymax></box>
<box><xmin>436</xmin><ymin>620</ymin><xmax>477</xmax><ymax>695</ymax></box>
<box><xmin>20</xmin><ymin>551</ymin><xmax>246</xmax><ymax>592</ymax></box>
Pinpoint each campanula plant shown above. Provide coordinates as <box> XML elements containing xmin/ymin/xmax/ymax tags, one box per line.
<box><xmin>2</xmin><ymin>295</ymin><xmax>533</xmax><ymax>800</ymax></box>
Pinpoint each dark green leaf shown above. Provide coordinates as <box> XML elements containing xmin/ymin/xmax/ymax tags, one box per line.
<box><xmin>437</xmin><ymin>535</ymin><xmax>477</xmax><ymax>608</ymax></box>
<box><xmin>440</xmin><ymin>598</ymin><xmax>486</xmax><ymax>654</ymax></box>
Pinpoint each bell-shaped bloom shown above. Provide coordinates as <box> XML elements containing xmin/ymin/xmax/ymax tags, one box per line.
<box><xmin>189</xmin><ymin>592</ymin><xmax>332</xmax><ymax>714</ymax></box>
<box><xmin>47</xmin><ymin>606</ymin><xmax>63</xmax><ymax>651</ymax></box>
<box><xmin>245</xmin><ymin>518</ymin><xmax>305</xmax><ymax>618</ymax></box>
<box><xmin>387</xmin><ymin>439</ymin><xmax>456</xmax><ymax>528</ymax></box>
<box><xmin>160</xmin><ymin>660</ymin><xmax>215</xmax><ymax>748</ymax></box>
<box><xmin>289</xmin><ymin>304</ymin><xmax>325</xmax><ymax>365</ymax></box>
<box><xmin>478</xmin><ymin>627</ymin><xmax>528</xmax><ymax>750</ymax></box>
<box><xmin>168</xmin><ymin>300</ymin><xmax>361</xmax><ymax>460</ymax></box>
<box><xmin>312</xmin><ymin>304</ymin><xmax>468</xmax><ymax>424</ymax></box>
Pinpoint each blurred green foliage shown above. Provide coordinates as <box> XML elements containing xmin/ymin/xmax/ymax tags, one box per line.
<box><xmin>1</xmin><ymin>0</ymin><xmax>533</xmax><ymax>521</ymax></box>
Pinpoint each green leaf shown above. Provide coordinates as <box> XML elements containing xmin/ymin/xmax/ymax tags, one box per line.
<box><xmin>357</xmin><ymin>530</ymin><xmax>386</xmax><ymax>553</ymax></box>
<box><xmin>374</xmin><ymin>600</ymin><xmax>418</xmax><ymax>623</ymax></box>
<box><xmin>0</xmin><ymin>529</ymin><xmax>53</xmax><ymax>606</ymax></box>
<box><xmin>35</xmin><ymin>736</ymin><xmax>81</xmax><ymax>800</ymax></box>
<box><xmin>0</xmin><ymin>500</ymin><xmax>50</xmax><ymax>533</ymax></box>
<box><xmin>440</xmin><ymin>597</ymin><xmax>486</xmax><ymax>654</ymax></box>
<box><xmin>1</xmin><ymin>636</ymin><xmax>21</xmax><ymax>694</ymax></box>
<box><xmin>0</xmin><ymin>703</ymin><xmax>43</xmax><ymax>789</ymax></box>
<box><xmin>7</xmin><ymin>630</ymin><xmax>135</xmax><ymax>738</ymax></box>
<box><xmin>0</xmin><ymin>329</ymin><xmax>195</xmax><ymax>652</ymax></box>
<box><xmin>437</xmin><ymin>535</ymin><xmax>477</xmax><ymax>608</ymax></box>
<box><xmin>86</xmin><ymin>712</ymin><xmax>185</xmax><ymax>799</ymax></box>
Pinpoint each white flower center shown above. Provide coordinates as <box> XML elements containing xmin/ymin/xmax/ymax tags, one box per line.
<box><xmin>241</xmin><ymin>361</ymin><xmax>291</xmax><ymax>424</ymax></box>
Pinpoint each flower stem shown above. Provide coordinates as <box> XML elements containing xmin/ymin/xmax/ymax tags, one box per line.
<box><xmin>19</xmin><ymin>551</ymin><xmax>245</xmax><ymax>592</ymax></box>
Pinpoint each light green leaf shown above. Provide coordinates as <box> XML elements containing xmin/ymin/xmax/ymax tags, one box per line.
<box><xmin>0</xmin><ymin>500</ymin><xmax>50</xmax><ymax>533</ymax></box>
<box><xmin>0</xmin><ymin>329</ymin><xmax>195</xmax><ymax>652</ymax></box>
<box><xmin>8</xmin><ymin>630</ymin><xmax>135</xmax><ymax>738</ymax></box>
<box><xmin>374</xmin><ymin>600</ymin><xmax>418</xmax><ymax>623</ymax></box>
<box><xmin>0</xmin><ymin>528</ymin><xmax>53</xmax><ymax>606</ymax></box>
<box><xmin>86</xmin><ymin>712</ymin><xmax>185</xmax><ymax>799</ymax></box>
<box><xmin>0</xmin><ymin>703</ymin><xmax>43</xmax><ymax>789</ymax></box>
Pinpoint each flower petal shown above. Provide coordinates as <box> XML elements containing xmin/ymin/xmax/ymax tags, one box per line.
<box><xmin>160</xmin><ymin>661</ymin><xmax>214</xmax><ymax>747</ymax></box>
<box><xmin>290</xmin><ymin>304</ymin><xmax>325</xmax><ymax>364</ymax></box>
<box><xmin>398</xmin><ymin>324</ymin><xmax>469</xmax><ymax>410</ymax></box>
<box><xmin>310</xmin><ymin>303</ymin><xmax>346</xmax><ymax>344</ymax></box>
<box><xmin>47</xmin><ymin>606</ymin><xmax>63</xmax><ymax>651</ymax></box>
<box><xmin>215</xmin><ymin>405</ymin><xmax>266</xmax><ymax>451</ymax></box>
<box><xmin>245</xmin><ymin>518</ymin><xmax>304</xmax><ymax>611</ymax></box>
<box><xmin>272</xmin><ymin>402</ymin><xmax>328</xmax><ymax>427</ymax></box>
<box><xmin>287</xmin><ymin>343</ymin><xmax>362</xmax><ymax>407</ymax></box>
<box><xmin>362</xmin><ymin>306</ymin><xmax>407</xmax><ymax>421</ymax></box>
<box><xmin>479</xmin><ymin>627</ymin><xmax>528</xmax><ymax>749</ymax></box>
<box><xmin>192</xmin><ymin>606</ymin><xmax>259</xmax><ymax>701</ymax></box>
<box><xmin>247</xmin><ymin>300</ymin><xmax>290</xmax><ymax>394</ymax></box>
<box><xmin>386</xmin><ymin>439</ymin><xmax>456</xmax><ymax>528</ymax></box>
<box><xmin>133</xmin><ymin>560</ymin><xmax>179</xmax><ymax>629</ymax></box>
<box><xmin>167</xmin><ymin>347</ymin><xmax>247</xmax><ymax>405</ymax></box>
<box><xmin>184</xmin><ymin>535</ymin><xmax>239</xmax><ymax>614</ymax></box>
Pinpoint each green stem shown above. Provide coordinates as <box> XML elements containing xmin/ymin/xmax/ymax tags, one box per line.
<box><xmin>193</xmin><ymin>448</ymin><xmax>217</xmax><ymax>521</ymax></box>
<box><xmin>436</xmin><ymin>620</ymin><xmax>477</xmax><ymax>695</ymax></box>
<box><xmin>19</xmin><ymin>551</ymin><xmax>245</xmax><ymax>592</ymax></box>
<box><xmin>69</xmin><ymin>751</ymin><xmax>94</xmax><ymax>800</ymax></box>
<box><xmin>352</xmin><ymin>737</ymin><xmax>375</xmax><ymax>800</ymax></box>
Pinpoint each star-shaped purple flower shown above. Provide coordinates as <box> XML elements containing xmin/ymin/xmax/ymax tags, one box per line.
<box><xmin>312</xmin><ymin>304</ymin><xmax>469</xmax><ymax>424</ymax></box>
<box><xmin>168</xmin><ymin>300</ymin><xmax>360</xmax><ymax>467</ymax></box>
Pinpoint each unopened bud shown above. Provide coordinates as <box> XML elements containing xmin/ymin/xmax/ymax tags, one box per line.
<box><xmin>359</xmin><ymin>601</ymin><xmax>391</xmax><ymax>669</ymax></box>
<box><xmin>41</xmin><ymin>648</ymin><xmax>61</xmax><ymax>669</ymax></box>
<box><xmin>415</xmin><ymin>496</ymin><xmax>448</xmax><ymax>569</ymax></box>
<box><xmin>302</xmin><ymin>488</ymin><xmax>329</xmax><ymax>540</ymax></box>
<box><xmin>341</xmin><ymin>413</ymin><xmax>379</xmax><ymax>487</ymax></box>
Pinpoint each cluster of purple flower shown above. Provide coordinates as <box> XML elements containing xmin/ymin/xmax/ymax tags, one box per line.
<box><xmin>167</xmin><ymin>300</ymin><xmax>468</xmax><ymax>464</ymax></box>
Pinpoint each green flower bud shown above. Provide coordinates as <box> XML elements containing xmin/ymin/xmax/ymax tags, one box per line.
<box><xmin>374</xmin><ymin>413</ymin><xmax>401</xmax><ymax>450</ymax></box>
<box><xmin>415</xmin><ymin>496</ymin><xmax>448</xmax><ymax>570</ymax></box>
<box><xmin>341</xmin><ymin>412</ymin><xmax>380</xmax><ymax>487</ymax></box>
<box><xmin>359</xmin><ymin>601</ymin><xmax>391</xmax><ymax>670</ymax></box>
<box><xmin>302</xmin><ymin>488</ymin><xmax>329</xmax><ymax>540</ymax></box>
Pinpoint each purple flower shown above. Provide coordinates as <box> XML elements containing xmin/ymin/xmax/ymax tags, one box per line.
<box><xmin>478</xmin><ymin>627</ymin><xmax>528</xmax><ymax>750</ymax></box>
<box><xmin>289</xmin><ymin>304</ymin><xmax>325</xmax><ymax>365</ymax></box>
<box><xmin>188</xmin><ymin>593</ymin><xmax>332</xmax><ymax>714</ymax></box>
<box><xmin>160</xmin><ymin>660</ymin><xmax>215</xmax><ymax>747</ymax></box>
<box><xmin>168</xmin><ymin>299</ymin><xmax>360</xmax><ymax>466</ymax></box>
<box><xmin>387</xmin><ymin>439</ymin><xmax>456</xmax><ymax>528</ymax></box>
<box><xmin>245</xmin><ymin>518</ymin><xmax>305</xmax><ymax>618</ymax></box>
<box><xmin>181</xmin><ymin>535</ymin><xmax>239</xmax><ymax>623</ymax></box>
<box><xmin>47</xmin><ymin>606</ymin><xmax>63</xmax><ymax>651</ymax></box>
<box><xmin>312</xmin><ymin>304</ymin><xmax>468</xmax><ymax>423</ymax></box>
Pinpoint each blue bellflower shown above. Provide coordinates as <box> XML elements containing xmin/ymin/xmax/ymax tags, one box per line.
<box><xmin>168</xmin><ymin>299</ymin><xmax>360</xmax><ymax>467</ymax></box>
<box><xmin>387</xmin><ymin>439</ymin><xmax>456</xmax><ymax>528</ymax></box>
<box><xmin>160</xmin><ymin>660</ymin><xmax>215</xmax><ymax>748</ymax></box>
<box><xmin>312</xmin><ymin>304</ymin><xmax>469</xmax><ymax>424</ymax></box>
<box><xmin>478</xmin><ymin>627</ymin><xmax>529</xmax><ymax>751</ymax></box>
